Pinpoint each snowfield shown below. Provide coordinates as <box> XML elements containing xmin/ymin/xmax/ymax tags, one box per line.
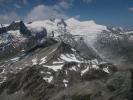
<box><xmin>26</xmin><ymin>18</ymin><xmax>107</xmax><ymax>44</ymax></box>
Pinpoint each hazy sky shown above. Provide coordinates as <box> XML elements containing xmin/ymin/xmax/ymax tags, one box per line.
<box><xmin>0</xmin><ymin>0</ymin><xmax>133</xmax><ymax>28</ymax></box>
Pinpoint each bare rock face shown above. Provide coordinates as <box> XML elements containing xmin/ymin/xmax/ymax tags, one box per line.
<box><xmin>0</xmin><ymin>66</ymin><xmax>57</xmax><ymax>100</ymax></box>
<box><xmin>0</xmin><ymin>39</ymin><xmax>132</xmax><ymax>100</ymax></box>
<box><xmin>7</xmin><ymin>21</ymin><xmax>31</xmax><ymax>36</ymax></box>
<box><xmin>0</xmin><ymin>27</ymin><xmax>6</xmax><ymax>34</ymax></box>
<box><xmin>0</xmin><ymin>65</ymin><xmax>131</xmax><ymax>100</ymax></box>
<box><xmin>0</xmin><ymin>21</ymin><xmax>48</xmax><ymax>61</ymax></box>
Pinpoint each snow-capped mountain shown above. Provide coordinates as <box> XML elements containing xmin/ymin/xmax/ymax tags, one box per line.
<box><xmin>95</xmin><ymin>27</ymin><xmax>133</xmax><ymax>66</ymax></box>
<box><xmin>0</xmin><ymin>18</ymin><xmax>132</xmax><ymax>100</ymax></box>
<box><xmin>26</xmin><ymin>18</ymin><xmax>107</xmax><ymax>43</ymax></box>
<box><xmin>0</xmin><ymin>21</ymin><xmax>47</xmax><ymax>61</ymax></box>
<box><xmin>0</xmin><ymin>38</ymin><xmax>113</xmax><ymax>84</ymax></box>
<box><xmin>25</xmin><ymin>18</ymin><xmax>108</xmax><ymax>61</ymax></box>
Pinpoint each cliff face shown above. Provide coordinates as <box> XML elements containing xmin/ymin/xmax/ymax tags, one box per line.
<box><xmin>7</xmin><ymin>21</ymin><xmax>31</xmax><ymax>36</ymax></box>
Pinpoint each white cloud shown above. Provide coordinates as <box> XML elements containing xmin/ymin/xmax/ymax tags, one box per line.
<box><xmin>57</xmin><ymin>0</ymin><xmax>75</xmax><ymax>9</ymax></box>
<box><xmin>0</xmin><ymin>12</ymin><xmax>20</xmax><ymax>24</ymax></box>
<box><xmin>59</xmin><ymin>1</ymin><xmax>71</xmax><ymax>9</ymax></box>
<box><xmin>24</xmin><ymin>5</ymin><xmax>68</xmax><ymax>22</ymax></box>
<box><xmin>128</xmin><ymin>7</ymin><xmax>133</xmax><ymax>12</ymax></box>
<box><xmin>74</xmin><ymin>15</ymin><xmax>80</xmax><ymax>19</ymax></box>
<box><xmin>58</xmin><ymin>0</ymin><xmax>93</xmax><ymax>8</ymax></box>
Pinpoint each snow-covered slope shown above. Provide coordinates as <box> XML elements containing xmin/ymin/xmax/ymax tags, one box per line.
<box><xmin>26</xmin><ymin>20</ymin><xmax>57</xmax><ymax>32</ymax></box>
<box><xmin>0</xmin><ymin>30</ymin><xmax>26</xmax><ymax>44</ymax></box>
<box><xmin>66</xmin><ymin>18</ymin><xmax>107</xmax><ymax>36</ymax></box>
<box><xmin>0</xmin><ymin>39</ymin><xmax>115</xmax><ymax>85</ymax></box>
<box><xmin>26</xmin><ymin>18</ymin><xmax>107</xmax><ymax>43</ymax></box>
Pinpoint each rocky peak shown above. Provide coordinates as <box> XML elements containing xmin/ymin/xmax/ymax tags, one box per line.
<box><xmin>7</xmin><ymin>21</ymin><xmax>31</xmax><ymax>36</ymax></box>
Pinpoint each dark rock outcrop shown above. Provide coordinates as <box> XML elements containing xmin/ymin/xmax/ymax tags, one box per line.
<box><xmin>0</xmin><ymin>27</ymin><xmax>7</xmax><ymax>34</ymax></box>
<box><xmin>7</xmin><ymin>21</ymin><xmax>31</xmax><ymax>36</ymax></box>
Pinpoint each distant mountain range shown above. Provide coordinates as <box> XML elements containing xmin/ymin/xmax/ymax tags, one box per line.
<box><xmin>0</xmin><ymin>18</ymin><xmax>132</xmax><ymax>100</ymax></box>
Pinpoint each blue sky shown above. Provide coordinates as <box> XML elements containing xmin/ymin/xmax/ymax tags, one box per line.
<box><xmin>0</xmin><ymin>0</ymin><xmax>133</xmax><ymax>28</ymax></box>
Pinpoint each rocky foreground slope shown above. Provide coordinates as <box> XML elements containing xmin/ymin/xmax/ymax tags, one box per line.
<box><xmin>0</xmin><ymin>19</ymin><xmax>133</xmax><ymax>100</ymax></box>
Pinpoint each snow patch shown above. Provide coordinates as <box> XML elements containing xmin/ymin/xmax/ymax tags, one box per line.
<box><xmin>40</xmin><ymin>56</ymin><xmax>47</xmax><ymax>64</ymax></box>
<box><xmin>46</xmin><ymin>72</ymin><xmax>51</xmax><ymax>74</ymax></box>
<box><xmin>71</xmin><ymin>48</ymin><xmax>76</xmax><ymax>52</ymax></box>
<box><xmin>91</xmin><ymin>59</ymin><xmax>99</xmax><ymax>69</ymax></box>
<box><xmin>8</xmin><ymin>30</ymin><xmax>21</xmax><ymax>37</ymax></box>
<box><xmin>69</xmin><ymin>66</ymin><xmax>76</xmax><ymax>71</ymax></box>
<box><xmin>0</xmin><ymin>69</ymin><xmax>5</xmax><ymax>74</ymax></box>
<box><xmin>43</xmin><ymin>64</ymin><xmax>63</xmax><ymax>71</ymax></box>
<box><xmin>43</xmin><ymin>76</ymin><xmax>53</xmax><ymax>83</ymax></box>
<box><xmin>103</xmin><ymin>67</ymin><xmax>110</xmax><ymax>73</ymax></box>
<box><xmin>81</xmin><ymin>67</ymin><xmax>89</xmax><ymax>76</ymax></box>
<box><xmin>63</xmin><ymin>79</ymin><xmax>68</xmax><ymax>87</ymax></box>
<box><xmin>10</xmin><ymin>57</ymin><xmax>20</xmax><ymax>62</ymax></box>
<box><xmin>53</xmin><ymin>61</ymin><xmax>63</xmax><ymax>64</ymax></box>
<box><xmin>60</xmin><ymin>54</ymin><xmax>80</xmax><ymax>62</ymax></box>
<box><xmin>65</xmin><ymin>70</ymin><xmax>68</xmax><ymax>75</ymax></box>
<box><xmin>92</xmin><ymin>65</ymin><xmax>99</xmax><ymax>69</ymax></box>
<box><xmin>63</xmin><ymin>79</ymin><xmax>68</xmax><ymax>83</ymax></box>
<box><xmin>40</xmin><ymin>71</ymin><xmax>45</xmax><ymax>74</ymax></box>
<box><xmin>32</xmin><ymin>58</ymin><xmax>37</xmax><ymax>65</ymax></box>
